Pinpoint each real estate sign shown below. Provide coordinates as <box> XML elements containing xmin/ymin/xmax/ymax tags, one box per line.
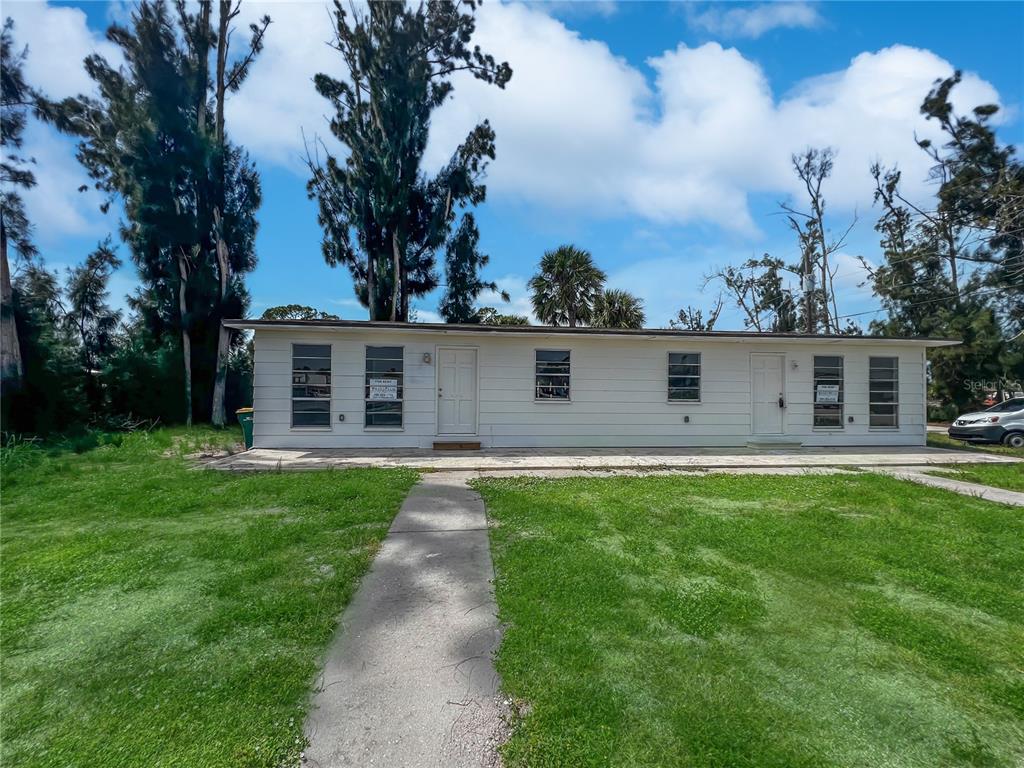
<box><xmin>816</xmin><ymin>384</ymin><xmax>840</xmax><ymax>403</ymax></box>
<box><xmin>368</xmin><ymin>378</ymin><xmax>399</xmax><ymax>401</ymax></box>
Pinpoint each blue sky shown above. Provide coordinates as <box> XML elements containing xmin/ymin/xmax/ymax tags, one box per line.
<box><xmin>8</xmin><ymin>1</ymin><xmax>1024</xmax><ymax>328</ymax></box>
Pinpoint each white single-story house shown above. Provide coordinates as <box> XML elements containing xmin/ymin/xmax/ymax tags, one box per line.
<box><xmin>224</xmin><ymin>319</ymin><xmax>959</xmax><ymax>450</ymax></box>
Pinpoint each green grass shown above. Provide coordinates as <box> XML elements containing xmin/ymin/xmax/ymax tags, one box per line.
<box><xmin>928</xmin><ymin>431</ymin><xmax>1023</xmax><ymax>457</ymax></box>
<box><xmin>476</xmin><ymin>473</ymin><xmax>1024</xmax><ymax>768</ymax></box>
<box><xmin>928</xmin><ymin>463</ymin><xmax>1024</xmax><ymax>493</ymax></box>
<box><xmin>1</xmin><ymin>428</ymin><xmax>417</xmax><ymax>768</ymax></box>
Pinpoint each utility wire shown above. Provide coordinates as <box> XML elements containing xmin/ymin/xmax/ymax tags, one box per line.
<box><xmin>834</xmin><ymin>286</ymin><xmax>1005</xmax><ymax>321</ymax></box>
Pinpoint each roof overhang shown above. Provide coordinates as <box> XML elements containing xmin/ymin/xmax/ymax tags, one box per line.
<box><xmin>223</xmin><ymin>319</ymin><xmax>961</xmax><ymax>348</ymax></box>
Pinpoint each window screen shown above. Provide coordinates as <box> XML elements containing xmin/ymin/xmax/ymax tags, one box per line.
<box><xmin>668</xmin><ymin>353</ymin><xmax>701</xmax><ymax>401</ymax></box>
<box><xmin>869</xmin><ymin>357</ymin><xmax>899</xmax><ymax>428</ymax></box>
<box><xmin>535</xmin><ymin>350</ymin><xmax>570</xmax><ymax>400</ymax></box>
<box><xmin>813</xmin><ymin>355</ymin><xmax>844</xmax><ymax>428</ymax></box>
<box><xmin>365</xmin><ymin>346</ymin><xmax>404</xmax><ymax>427</ymax></box>
<box><xmin>292</xmin><ymin>344</ymin><xmax>331</xmax><ymax>427</ymax></box>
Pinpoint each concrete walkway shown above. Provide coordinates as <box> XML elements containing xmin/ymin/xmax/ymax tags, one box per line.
<box><xmin>303</xmin><ymin>473</ymin><xmax>504</xmax><ymax>768</ymax></box>
<box><xmin>874</xmin><ymin>466</ymin><xmax>1024</xmax><ymax>507</ymax></box>
<box><xmin>210</xmin><ymin>445</ymin><xmax>1019</xmax><ymax>472</ymax></box>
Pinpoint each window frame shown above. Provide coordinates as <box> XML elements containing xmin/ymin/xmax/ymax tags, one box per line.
<box><xmin>667</xmin><ymin>351</ymin><xmax>702</xmax><ymax>404</ymax></box>
<box><xmin>869</xmin><ymin>356</ymin><xmax>899</xmax><ymax>430</ymax></box>
<box><xmin>364</xmin><ymin>345</ymin><xmax>405</xmax><ymax>430</ymax></box>
<box><xmin>291</xmin><ymin>343</ymin><xmax>332</xmax><ymax>430</ymax></box>
<box><xmin>534</xmin><ymin>348</ymin><xmax>572</xmax><ymax>402</ymax></box>
<box><xmin>812</xmin><ymin>354</ymin><xmax>845</xmax><ymax>430</ymax></box>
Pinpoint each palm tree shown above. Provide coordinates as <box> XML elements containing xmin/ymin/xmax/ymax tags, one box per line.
<box><xmin>528</xmin><ymin>245</ymin><xmax>606</xmax><ymax>327</ymax></box>
<box><xmin>593</xmin><ymin>288</ymin><xmax>646</xmax><ymax>329</ymax></box>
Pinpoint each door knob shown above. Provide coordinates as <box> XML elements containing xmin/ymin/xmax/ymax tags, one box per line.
<box><xmin>778</xmin><ymin>396</ymin><xmax>785</xmax><ymax>408</ymax></box>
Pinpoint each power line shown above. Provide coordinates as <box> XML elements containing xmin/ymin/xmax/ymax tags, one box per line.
<box><xmin>834</xmin><ymin>286</ymin><xmax>1005</xmax><ymax>321</ymax></box>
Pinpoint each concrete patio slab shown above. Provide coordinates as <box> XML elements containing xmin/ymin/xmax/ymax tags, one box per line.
<box><xmin>302</xmin><ymin>473</ymin><xmax>504</xmax><ymax>768</ymax></box>
<box><xmin>208</xmin><ymin>445</ymin><xmax>1020</xmax><ymax>473</ymax></box>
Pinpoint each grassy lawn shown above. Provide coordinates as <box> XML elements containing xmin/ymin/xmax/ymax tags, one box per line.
<box><xmin>928</xmin><ymin>464</ymin><xmax>1024</xmax><ymax>493</ymax></box>
<box><xmin>928</xmin><ymin>431</ymin><xmax>1023</xmax><ymax>457</ymax></box>
<box><xmin>1</xmin><ymin>428</ymin><xmax>417</xmax><ymax>768</ymax></box>
<box><xmin>477</xmin><ymin>473</ymin><xmax>1024</xmax><ymax>768</ymax></box>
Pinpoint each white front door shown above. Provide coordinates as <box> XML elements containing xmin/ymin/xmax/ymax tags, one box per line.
<box><xmin>751</xmin><ymin>354</ymin><xmax>785</xmax><ymax>434</ymax></box>
<box><xmin>437</xmin><ymin>348</ymin><xmax>478</xmax><ymax>435</ymax></box>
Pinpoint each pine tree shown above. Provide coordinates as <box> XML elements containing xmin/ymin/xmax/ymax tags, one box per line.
<box><xmin>1</xmin><ymin>18</ymin><xmax>38</xmax><ymax>396</ymax></box>
<box><xmin>307</xmin><ymin>0</ymin><xmax>511</xmax><ymax>321</ymax></box>
<box><xmin>64</xmin><ymin>238</ymin><xmax>122</xmax><ymax>411</ymax></box>
<box><xmin>866</xmin><ymin>73</ymin><xmax>1022</xmax><ymax>407</ymax></box>
<box><xmin>45</xmin><ymin>0</ymin><xmax>266</xmax><ymax>425</ymax></box>
<box><xmin>439</xmin><ymin>214</ymin><xmax>508</xmax><ymax>323</ymax></box>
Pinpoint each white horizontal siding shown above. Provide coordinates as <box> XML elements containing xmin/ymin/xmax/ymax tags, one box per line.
<box><xmin>250</xmin><ymin>328</ymin><xmax>929</xmax><ymax>449</ymax></box>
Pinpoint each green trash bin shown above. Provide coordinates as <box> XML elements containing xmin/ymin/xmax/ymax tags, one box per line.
<box><xmin>236</xmin><ymin>407</ymin><xmax>254</xmax><ymax>450</ymax></box>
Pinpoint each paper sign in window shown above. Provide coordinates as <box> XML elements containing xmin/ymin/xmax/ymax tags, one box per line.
<box><xmin>368</xmin><ymin>378</ymin><xmax>399</xmax><ymax>401</ymax></box>
<box><xmin>816</xmin><ymin>384</ymin><xmax>840</xmax><ymax>403</ymax></box>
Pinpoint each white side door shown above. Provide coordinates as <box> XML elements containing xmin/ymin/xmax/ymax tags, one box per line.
<box><xmin>437</xmin><ymin>348</ymin><xmax>478</xmax><ymax>435</ymax></box>
<box><xmin>751</xmin><ymin>353</ymin><xmax>785</xmax><ymax>434</ymax></box>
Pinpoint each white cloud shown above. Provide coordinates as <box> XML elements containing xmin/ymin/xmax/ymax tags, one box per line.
<box><xmin>5</xmin><ymin>1</ymin><xmax>122</xmax><ymax>98</ymax></box>
<box><xmin>7</xmin><ymin>0</ymin><xmax>1010</xmax><ymax>252</ymax></box>
<box><xmin>606</xmin><ymin>256</ymin><xmax>712</xmax><ymax>327</ymax></box>
<box><xmin>426</xmin><ymin>3</ymin><xmax>1004</xmax><ymax>235</ymax></box>
<box><xmin>476</xmin><ymin>274</ymin><xmax>537</xmax><ymax>321</ymax></box>
<box><xmin>329</xmin><ymin>297</ymin><xmax>365</xmax><ymax>310</ymax></box>
<box><xmin>17</xmin><ymin>123</ymin><xmax>110</xmax><ymax>243</ymax></box>
<box><xmin>227</xmin><ymin>1</ymin><xmax>348</xmax><ymax>169</ymax></box>
<box><xmin>221</xmin><ymin>2</ymin><xmax>1005</xmax><ymax>238</ymax></box>
<box><xmin>686</xmin><ymin>2</ymin><xmax>823</xmax><ymax>39</ymax></box>
<box><xmin>2</xmin><ymin>2</ymin><xmax>120</xmax><ymax>244</ymax></box>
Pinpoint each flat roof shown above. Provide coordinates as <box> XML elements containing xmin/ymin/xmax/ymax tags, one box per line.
<box><xmin>224</xmin><ymin>318</ymin><xmax>960</xmax><ymax>347</ymax></box>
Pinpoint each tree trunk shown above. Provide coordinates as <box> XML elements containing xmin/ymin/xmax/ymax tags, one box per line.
<box><xmin>803</xmin><ymin>257</ymin><xmax>815</xmax><ymax>334</ymax></box>
<box><xmin>216</xmin><ymin>1</ymin><xmax>229</xmax><ymax>143</ymax></box>
<box><xmin>210</xmin><ymin>211</ymin><xmax>231</xmax><ymax>426</ymax></box>
<box><xmin>196</xmin><ymin>1</ymin><xmax>211</xmax><ymax>135</ymax></box>
<box><xmin>390</xmin><ymin>232</ymin><xmax>401</xmax><ymax>322</ymax></box>
<box><xmin>210</xmin><ymin>1</ymin><xmax>232</xmax><ymax>427</ymax></box>
<box><xmin>947</xmin><ymin>230</ymin><xmax>961</xmax><ymax>306</ymax></box>
<box><xmin>178</xmin><ymin>250</ymin><xmax>193</xmax><ymax>427</ymax></box>
<box><xmin>0</xmin><ymin>219</ymin><xmax>24</xmax><ymax>393</ymax></box>
<box><xmin>367</xmin><ymin>250</ymin><xmax>377</xmax><ymax>320</ymax></box>
<box><xmin>819</xmin><ymin>263</ymin><xmax>828</xmax><ymax>334</ymax></box>
<box><xmin>400</xmin><ymin>257</ymin><xmax>409</xmax><ymax>322</ymax></box>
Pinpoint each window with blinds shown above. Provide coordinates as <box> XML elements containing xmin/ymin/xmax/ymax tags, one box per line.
<box><xmin>292</xmin><ymin>344</ymin><xmax>331</xmax><ymax>427</ymax></box>
<box><xmin>535</xmin><ymin>350</ymin><xmax>571</xmax><ymax>400</ymax></box>
<box><xmin>365</xmin><ymin>346</ymin><xmax>404</xmax><ymax>428</ymax></box>
<box><xmin>813</xmin><ymin>355</ymin><xmax>844</xmax><ymax>428</ymax></box>
<box><xmin>668</xmin><ymin>352</ymin><xmax>701</xmax><ymax>402</ymax></box>
<box><xmin>869</xmin><ymin>357</ymin><xmax>899</xmax><ymax>428</ymax></box>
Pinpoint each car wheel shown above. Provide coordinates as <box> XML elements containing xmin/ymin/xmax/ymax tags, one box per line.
<box><xmin>1004</xmin><ymin>432</ymin><xmax>1024</xmax><ymax>449</ymax></box>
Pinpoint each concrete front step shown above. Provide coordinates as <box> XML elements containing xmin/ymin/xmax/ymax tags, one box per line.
<box><xmin>745</xmin><ymin>439</ymin><xmax>805</xmax><ymax>449</ymax></box>
<box><xmin>432</xmin><ymin>440</ymin><xmax>482</xmax><ymax>451</ymax></box>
